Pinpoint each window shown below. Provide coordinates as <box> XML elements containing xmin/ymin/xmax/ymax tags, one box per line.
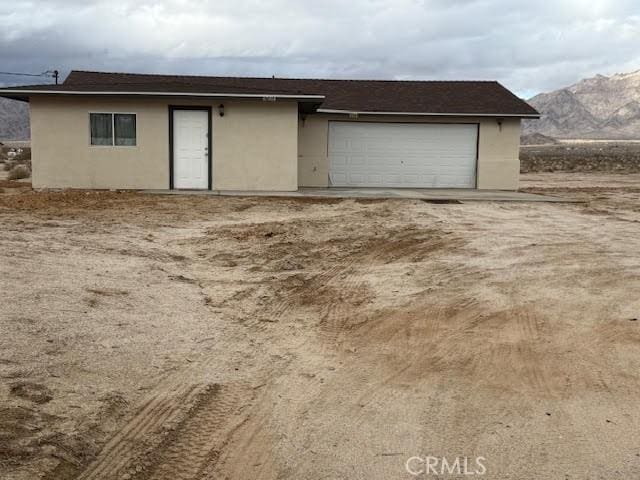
<box><xmin>114</xmin><ymin>114</ymin><xmax>136</xmax><ymax>146</ymax></box>
<box><xmin>90</xmin><ymin>113</ymin><xmax>136</xmax><ymax>146</ymax></box>
<box><xmin>90</xmin><ymin>113</ymin><xmax>112</xmax><ymax>145</ymax></box>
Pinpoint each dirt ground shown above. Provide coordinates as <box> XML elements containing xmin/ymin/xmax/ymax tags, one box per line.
<box><xmin>1</xmin><ymin>173</ymin><xmax>639</xmax><ymax>479</ymax></box>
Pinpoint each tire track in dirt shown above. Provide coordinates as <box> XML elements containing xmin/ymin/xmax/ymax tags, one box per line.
<box><xmin>131</xmin><ymin>384</ymin><xmax>251</xmax><ymax>480</ymax></box>
<box><xmin>342</xmin><ymin>305</ymin><xmax>555</xmax><ymax>459</ymax></box>
<box><xmin>209</xmin><ymin>229</ymin><xmax>472</xmax><ymax>477</ymax></box>
<box><xmin>74</xmin><ymin>218</ymin><xmax>317</xmax><ymax>480</ymax></box>
<box><xmin>206</xmin><ymin>406</ymin><xmax>279</xmax><ymax>480</ymax></box>
<box><xmin>76</xmin><ymin>380</ymin><xmax>255</xmax><ymax>480</ymax></box>
<box><xmin>80</xmin><ymin>224</ymin><xmax>464</xmax><ymax>480</ymax></box>
<box><xmin>333</xmin><ymin>303</ymin><xmax>548</xmax><ymax>434</ymax></box>
<box><xmin>74</xmin><ymin>276</ymin><xmax>267</xmax><ymax>480</ymax></box>
<box><xmin>269</xmin><ymin>259</ymin><xmax>359</xmax><ymax>322</ymax></box>
<box><xmin>316</xmin><ymin>231</ymin><xmax>463</xmax><ymax>355</ymax></box>
<box><xmin>326</xmin><ymin>304</ymin><xmax>458</xmax><ymax>433</ymax></box>
<box><xmin>265</xmin><ymin>229</ymin><xmax>454</xmax><ymax>343</ymax></box>
<box><xmin>488</xmin><ymin>309</ymin><xmax>561</xmax><ymax>397</ymax></box>
<box><xmin>76</xmin><ymin>383</ymin><xmax>202</xmax><ymax>480</ymax></box>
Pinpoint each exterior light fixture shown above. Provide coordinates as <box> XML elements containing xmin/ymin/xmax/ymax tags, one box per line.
<box><xmin>218</xmin><ymin>104</ymin><xmax>225</xmax><ymax>117</ymax></box>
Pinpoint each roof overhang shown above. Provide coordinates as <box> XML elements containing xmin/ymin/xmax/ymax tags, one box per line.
<box><xmin>316</xmin><ymin>108</ymin><xmax>540</xmax><ymax>118</ymax></box>
<box><xmin>0</xmin><ymin>90</ymin><xmax>325</xmax><ymax>102</ymax></box>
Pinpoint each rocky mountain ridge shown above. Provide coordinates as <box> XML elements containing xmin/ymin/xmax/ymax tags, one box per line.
<box><xmin>524</xmin><ymin>69</ymin><xmax>640</xmax><ymax>139</ymax></box>
<box><xmin>0</xmin><ymin>97</ymin><xmax>30</xmax><ymax>141</ymax></box>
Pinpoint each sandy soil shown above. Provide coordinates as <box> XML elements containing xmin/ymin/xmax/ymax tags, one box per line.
<box><xmin>1</xmin><ymin>174</ymin><xmax>639</xmax><ymax>479</ymax></box>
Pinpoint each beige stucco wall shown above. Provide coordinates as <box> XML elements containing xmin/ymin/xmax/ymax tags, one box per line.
<box><xmin>30</xmin><ymin>96</ymin><xmax>169</xmax><ymax>189</ymax></box>
<box><xmin>30</xmin><ymin>95</ymin><xmax>519</xmax><ymax>191</ymax></box>
<box><xmin>298</xmin><ymin>115</ymin><xmax>521</xmax><ymax>190</ymax></box>
<box><xmin>476</xmin><ymin>118</ymin><xmax>521</xmax><ymax>190</ymax></box>
<box><xmin>30</xmin><ymin>96</ymin><xmax>298</xmax><ymax>191</ymax></box>
<box><xmin>213</xmin><ymin>101</ymin><xmax>298</xmax><ymax>191</ymax></box>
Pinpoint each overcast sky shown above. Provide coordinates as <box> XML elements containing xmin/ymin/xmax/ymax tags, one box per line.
<box><xmin>1</xmin><ymin>0</ymin><xmax>639</xmax><ymax>98</ymax></box>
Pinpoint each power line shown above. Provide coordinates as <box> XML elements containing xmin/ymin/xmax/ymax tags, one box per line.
<box><xmin>0</xmin><ymin>71</ymin><xmax>46</xmax><ymax>77</ymax></box>
<box><xmin>0</xmin><ymin>70</ymin><xmax>59</xmax><ymax>84</ymax></box>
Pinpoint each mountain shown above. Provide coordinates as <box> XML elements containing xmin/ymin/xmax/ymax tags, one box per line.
<box><xmin>523</xmin><ymin>69</ymin><xmax>640</xmax><ymax>139</ymax></box>
<box><xmin>520</xmin><ymin>133</ymin><xmax>558</xmax><ymax>145</ymax></box>
<box><xmin>0</xmin><ymin>97</ymin><xmax>30</xmax><ymax>140</ymax></box>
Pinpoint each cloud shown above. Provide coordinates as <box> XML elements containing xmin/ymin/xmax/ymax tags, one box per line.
<box><xmin>1</xmin><ymin>0</ymin><xmax>639</xmax><ymax>96</ymax></box>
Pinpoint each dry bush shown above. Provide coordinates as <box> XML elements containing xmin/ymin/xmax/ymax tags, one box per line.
<box><xmin>1</xmin><ymin>148</ymin><xmax>31</xmax><ymax>168</ymax></box>
<box><xmin>8</xmin><ymin>150</ymin><xmax>31</xmax><ymax>169</ymax></box>
<box><xmin>7</xmin><ymin>164</ymin><xmax>30</xmax><ymax>180</ymax></box>
<box><xmin>13</xmin><ymin>148</ymin><xmax>31</xmax><ymax>165</ymax></box>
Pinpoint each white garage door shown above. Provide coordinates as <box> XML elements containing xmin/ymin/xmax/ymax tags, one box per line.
<box><xmin>328</xmin><ymin>122</ymin><xmax>478</xmax><ymax>188</ymax></box>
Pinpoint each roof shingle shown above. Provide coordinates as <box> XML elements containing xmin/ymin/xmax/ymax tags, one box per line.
<box><xmin>0</xmin><ymin>70</ymin><xmax>539</xmax><ymax>116</ymax></box>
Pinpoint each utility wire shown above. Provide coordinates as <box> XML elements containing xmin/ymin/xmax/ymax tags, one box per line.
<box><xmin>0</xmin><ymin>70</ymin><xmax>59</xmax><ymax>84</ymax></box>
<box><xmin>0</xmin><ymin>71</ymin><xmax>47</xmax><ymax>77</ymax></box>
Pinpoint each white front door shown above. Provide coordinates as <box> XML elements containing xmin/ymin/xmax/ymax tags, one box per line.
<box><xmin>328</xmin><ymin>122</ymin><xmax>478</xmax><ymax>188</ymax></box>
<box><xmin>173</xmin><ymin>110</ymin><xmax>209</xmax><ymax>189</ymax></box>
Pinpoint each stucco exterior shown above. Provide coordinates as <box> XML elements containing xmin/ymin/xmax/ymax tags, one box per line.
<box><xmin>298</xmin><ymin>115</ymin><xmax>521</xmax><ymax>190</ymax></box>
<box><xmin>212</xmin><ymin>101</ymin><xmax>298</xmax><ymax>191</ymax></box>
<box><xmin>476</xmin><ymin>117</ymin><xmax>521</xmax><ymax>190</ymax></box>
<box><xmin>30</xmin><ymin>96</ymin><xmax>299</xmax><ymax>191</ymax></box>
<box><xmin>29</xmin><ymin>95</ymin><xmax>521</xmax><ymax>192</ymax></box>
<box><xmin>31</xmin><ymin>96</ymin><xmax>169</xmax><ymax>190</ymax></box>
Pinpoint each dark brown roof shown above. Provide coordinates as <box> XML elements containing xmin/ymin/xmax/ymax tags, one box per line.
<box><xmin>0</xmin><ymin>70</ymin><xmax>539</xmax><ymax>117</ymax></box>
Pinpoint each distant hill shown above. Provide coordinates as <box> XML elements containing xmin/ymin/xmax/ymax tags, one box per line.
<box><xmin>520</xmin><ymin>133</ymin><xmax>557</xmax><ymax>145</ymax></box>
<box><xmin>523</xmin><ymin>69</ymin><xmax>640</xmax><ymax>139</ymax></box>
<box><xmin>0</xmin><ymin>97</ymin><xmax>30</xmax><ymax>140</ymax></box>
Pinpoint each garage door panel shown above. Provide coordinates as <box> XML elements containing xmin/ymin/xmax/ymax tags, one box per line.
<box><xmin>349</xmin><ymin>155</ymin><xmax>369</xmax><ymax>166</ymax></box>
<box><xmin>331</xmin><ymin>172</ymin><xmax>348</xmax><ymax>184</ymax></box>
<box><xmin>331</xmin><ymin>154</ymin><xmax>348</xmax><ymax>166</ymax></box>
<box><xmin>329</xmin><ymin>122</ymin><xmax>477</xmax><ymax>188</ymax></box>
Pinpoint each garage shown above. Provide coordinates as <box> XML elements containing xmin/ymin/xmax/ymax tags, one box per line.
<box><xmin>328</xmin><ymin>122</ymin><xmax>478</xmax><ymax>188</ymax></box>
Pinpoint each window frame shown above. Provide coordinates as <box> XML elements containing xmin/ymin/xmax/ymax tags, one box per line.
<box><xmin>88</xmin><ymin>112</ymin><xmax>138</xmax><ymax>148</ymax></box>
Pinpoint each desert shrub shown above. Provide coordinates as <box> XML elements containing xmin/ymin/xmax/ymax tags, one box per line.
<box><xmin>7</xmin><ymin>164</ymin><xmax>30</xmax><ymax>180</ymax></box>
<box><xmin>12</xmin><ymin>148</ymin><xmax>31</xmax><ymax>164</ymax></box>
<box><xmin>6</xmin><ymin>149</ymin><xmax>31</xmax><ymax>170</ymax></box>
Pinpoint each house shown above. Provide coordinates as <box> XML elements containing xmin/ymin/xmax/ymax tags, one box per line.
<box><xmin>0</xmin><ymin>71</ymin><xmax>538</xmax><ymax>191</ymax></box>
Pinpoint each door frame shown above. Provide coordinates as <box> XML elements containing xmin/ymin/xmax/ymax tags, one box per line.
<box><xmin>168</xmin><ymin>106</ymin><xmax>213</xmax><ymax>190</ymax></box>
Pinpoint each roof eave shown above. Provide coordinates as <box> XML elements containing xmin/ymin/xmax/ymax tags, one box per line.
<box><xmin>316</xmin><ymin>108</ymin><xmax>540</xmax><ymax>118</ymax></box>
<box><xmin>0</xmin><ymin>89</ymin><xmax>325</xmax><ymax>101</ymax></box>
<box><xmin>0</xmin><ymin>93</ymin><xmax>30</xmax><ymax>102</ymax></box>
